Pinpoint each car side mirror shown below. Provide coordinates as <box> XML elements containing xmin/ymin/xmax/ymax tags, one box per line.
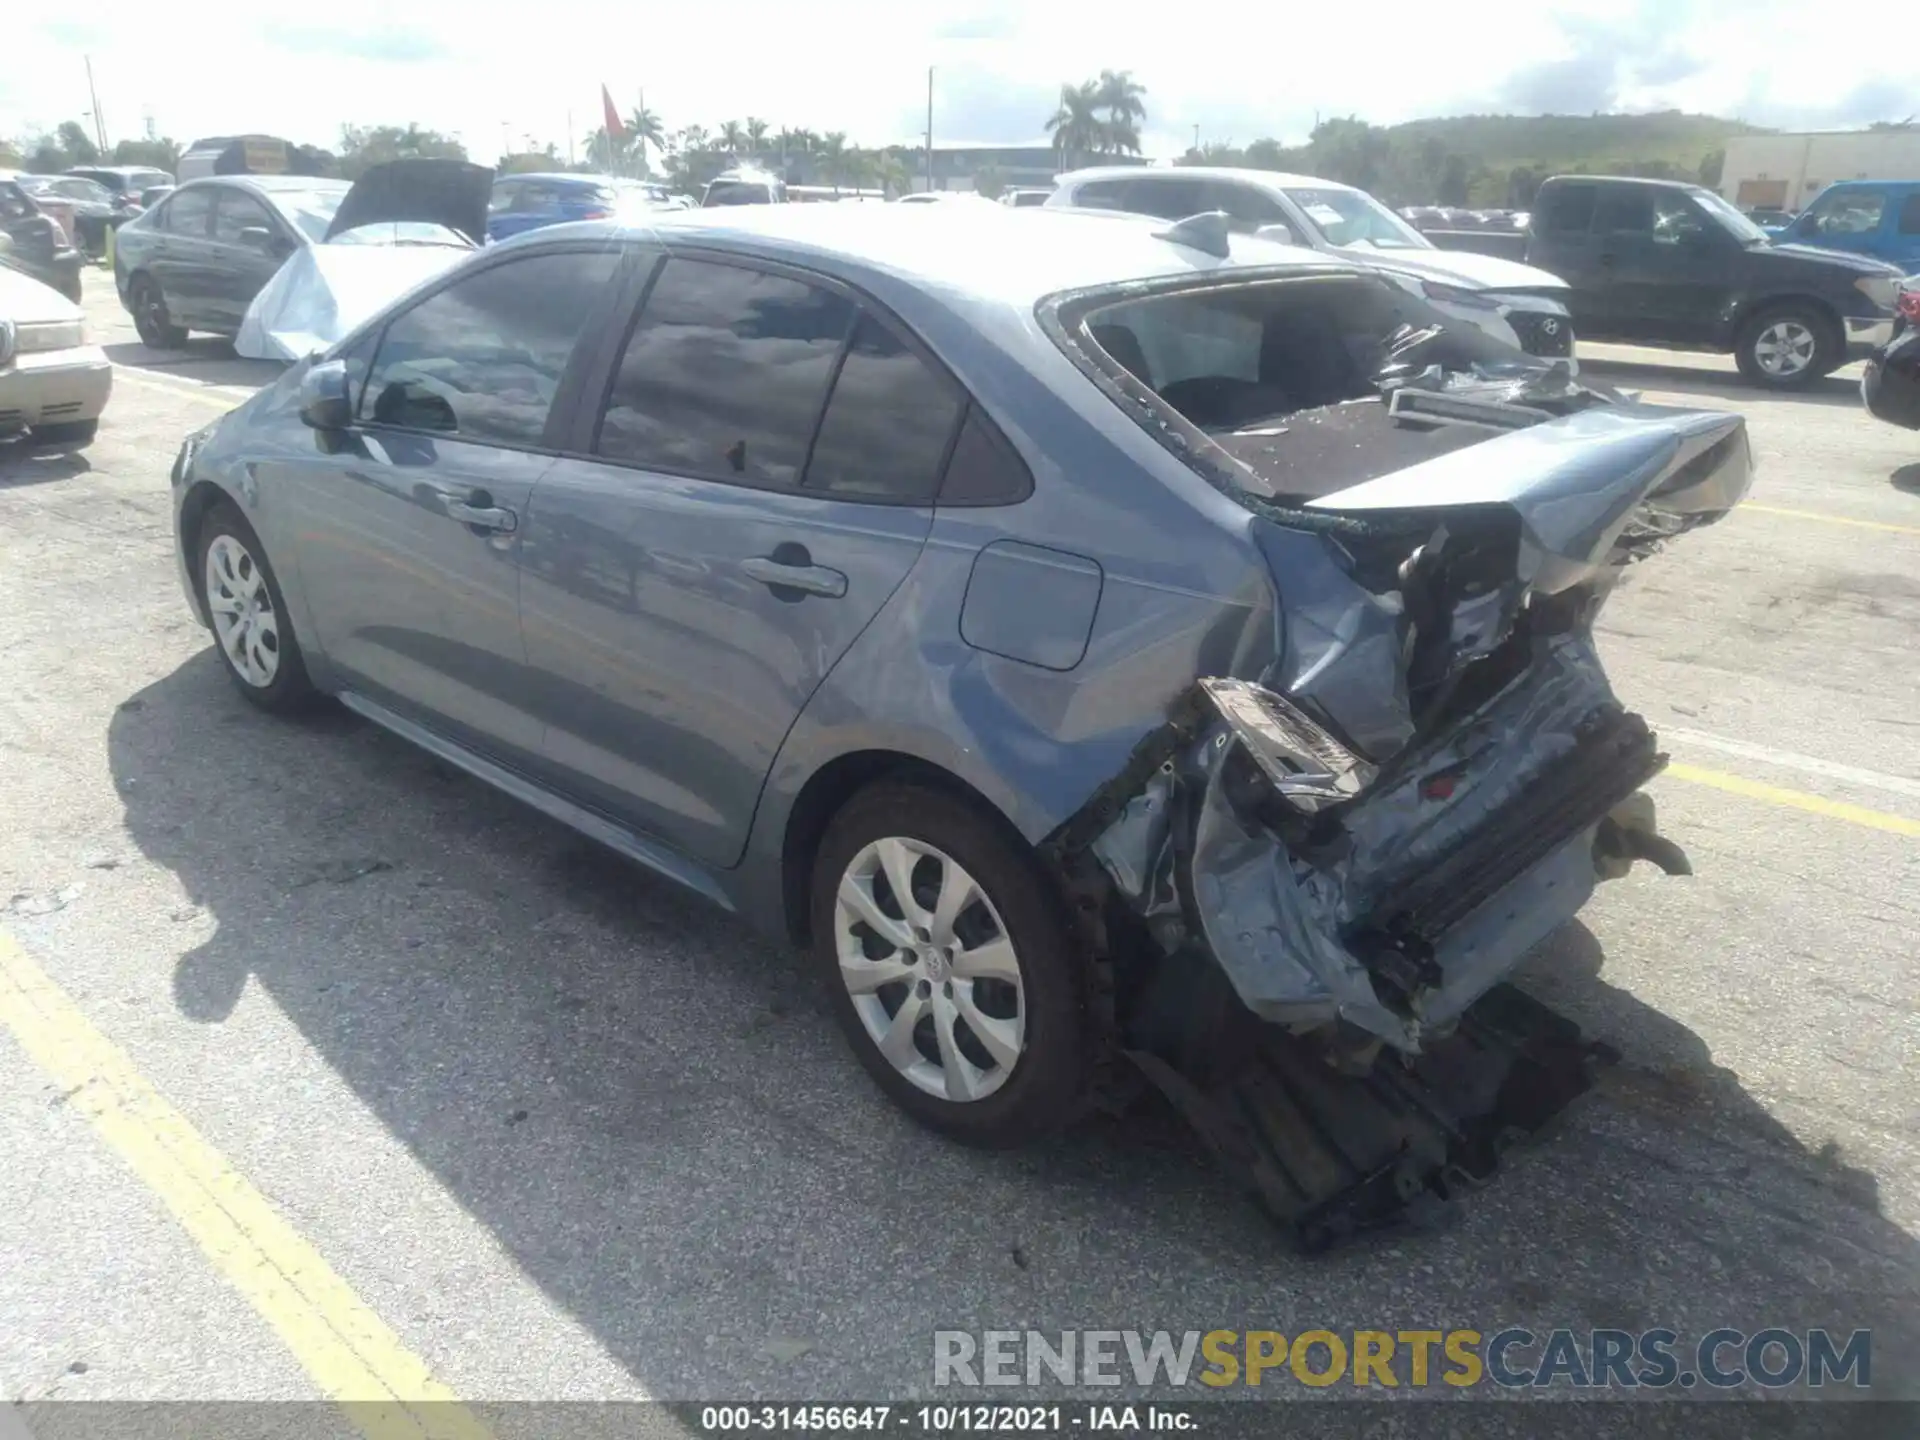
<box><xmin>298</xmin><ymin>359</ymin><xmax>353</xmax><ymax>432</ymax></box>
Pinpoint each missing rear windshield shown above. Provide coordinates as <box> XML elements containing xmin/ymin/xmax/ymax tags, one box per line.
<box><xmin>1050</xmin><ymin>272</ymin><xmax>1587</xmax><ymax>508</ymax></box>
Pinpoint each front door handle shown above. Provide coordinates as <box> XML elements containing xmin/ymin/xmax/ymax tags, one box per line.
<box><xmin>446</xmin><ymin>498</ymin><xmax>517</xmax><ymax>533</ymax></box>
<box><xmin>742</xmin><ymin>553</ymin><xmax>847</xmax><ymax>599</ymax></box>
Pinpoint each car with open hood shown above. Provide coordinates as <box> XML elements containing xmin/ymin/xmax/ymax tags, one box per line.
<box><xmin>1048</xmin><ymin>166</ymin><xmax>1579</xmax><ymax>363</ymax></box>
<box><xmin>113</xmin><ymin>159</ymin><xmax>491</xmax><ymax>352</ymax></box>
<box><xmin>165</xmin><ymin>202</ymin><xmax>1749</xmax><ymax>1246</ymax></box>
<box><xmin>0</xmin><ymin>259</ymin><xmax>112</xmax><ymax>446</ymax></box>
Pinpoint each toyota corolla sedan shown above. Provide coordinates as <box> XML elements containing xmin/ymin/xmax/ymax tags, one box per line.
<box><xmin>167</xmin><ymin>204</ymin><xmax>1750</xmax><ymax>1244</ymax></box>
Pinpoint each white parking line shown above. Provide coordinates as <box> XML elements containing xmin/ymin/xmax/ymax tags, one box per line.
<box><xmin>1661</xmin><ymin>725</ymin><xmax>1920</xmax><ymax>803</ymax></box>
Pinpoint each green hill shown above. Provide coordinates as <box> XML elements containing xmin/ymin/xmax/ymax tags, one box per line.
<box><xmin>1387</xmin><ymin>110</ymin><xmax>1767</xmax><ymax>177</ymax></box>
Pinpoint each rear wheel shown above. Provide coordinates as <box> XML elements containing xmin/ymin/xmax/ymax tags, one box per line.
<box><xmin>130</xmin><ymin>274</ymin><xmax>188</xmax><ymax>350</ymax></box>
<box><xmin>810</xmin><ymin>782</ymin><xmax>1093</xmax><ymax>1148</ymax></box>
<box><xmin>1734</xmin><ymin>303</ymin><xmax>1840</xmax><ymax>389</ymax></box>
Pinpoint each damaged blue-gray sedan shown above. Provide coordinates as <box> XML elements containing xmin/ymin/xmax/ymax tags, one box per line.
<box><xmin>167</xmin><ymin>203</ymin><xmax>1751</xmax><ymax>1247</ymax></box>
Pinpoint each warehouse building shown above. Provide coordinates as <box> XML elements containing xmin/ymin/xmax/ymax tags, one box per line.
<box><xmin>1721</xmin><ymin>129</ymin><xmax>1920</xmax><ymax>213</ymax></box>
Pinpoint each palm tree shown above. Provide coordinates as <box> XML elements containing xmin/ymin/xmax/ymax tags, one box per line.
<box><xmin>1046</xmin><ymin>82</ymin><xmax>1103</xmax><ymax>169</ymax></box>
<box><xmin>624</xmin><ymin>105</ymin><xmax>665</xmax><ymax>172</ymax></box>
<box><xmin>745</xmin><ymin>117</ymin><xmax>769</xmax><ymax>160</ymax></box>
<box><xmin>1094</xmin><ymin>70</ymin><xmax>1148</xmax><ymax>129</ymax></box>
<box><xmin>718</xmin><ymin>120</ymin><xmax>748</xmax><ymax>156</ymax></box>
<box><xmin>817</xmin><ymin>131</ymin><xmax>849</xmax><ymax>192</ymax></box>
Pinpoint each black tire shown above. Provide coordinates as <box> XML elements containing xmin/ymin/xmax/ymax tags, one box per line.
<box><xmin>29</xmin><ymin>419</ymin><xmax>99</xmax><ymax>447</ymax></box>
<box><xmin>809</xmin><ymin>781</ymin><xmax>1093</xmax><ymax>1148</ymax></box>
<box><xmin>1733</xmin><ymin>302</ymin><xmax>1841</xmax><ymax>390</ymax></box>
<box><xmin>194</xmin><ymin>502</ymin><xmax>319</xmax><ymax>713</ymax></box>
<box><xmin>129</xmin><ymin>274</ymin><xmax>188</xmax><ymax>350</ymax></box>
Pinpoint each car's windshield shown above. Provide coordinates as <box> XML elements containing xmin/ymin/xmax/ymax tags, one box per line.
<box><xmin>1282</xmin><ymin>186</ymin><xmax>1432</xmax><ymax>250</ymax></box>
<box><xmin>1693</xmin><ymin>190</ymin><xmax>1769</xmax><ymax>245</ymax></box>
<box><xmin>328</xmin><ymin>221</ymin><xmax>472</xmax><ymax>248</ymax></box>
<box><xmin>704</xmin><ymin>180</ymin><xmax>778</xmax><ymax>207</ymax></box>
<box><xmin>23</xmin><ymin>176</ymin><xmax>113</xmax><ymax>205</ymax></box>
<box><xmin>272</xmin><ymin>188</ymin><xmax>349</xmax><ymax>242</ymax></box>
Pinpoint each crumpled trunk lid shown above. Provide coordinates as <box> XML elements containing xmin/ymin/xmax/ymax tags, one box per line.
<box><xmin>1077</xmin><ymin>395</ymin><xmax>1752</xmax><ymax>1058</ymax></box>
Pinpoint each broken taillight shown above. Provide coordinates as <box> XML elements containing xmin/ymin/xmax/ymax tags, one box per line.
<box><xmin>1898</xmin><ymin>287</ymin><xmax>1920</xmax><ymax>324</ymax></box>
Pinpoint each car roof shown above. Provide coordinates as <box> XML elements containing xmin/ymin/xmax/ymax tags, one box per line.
<box><xmin>495</xmin><ymin>172</ymin><xmax>613</xmax><ymax>186</ymax></box>
<box><xmin>1544</xmin><ymin>174</ymin><xmax>1710</xmax><ymax>194</ymax></box>
<box><xmin>178</xmin><ymin>175</ymin><xmax>349</xmax><ymax>196</ymax></box>
<box><xmin>1057</xmin><ymin>165</ymin><xmax>1356</xmax><ymax>193</ymax></box>
<box><xmin>545</xmin><ymin>202</ymin><xmax>1348</xmax><ymax>305</ymax></box>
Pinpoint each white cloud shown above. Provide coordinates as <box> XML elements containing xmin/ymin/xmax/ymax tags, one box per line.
<box><xmin>4</xmin><ymin>0</ymin><xmax>1912</xmax><ymax>162</ymax></box>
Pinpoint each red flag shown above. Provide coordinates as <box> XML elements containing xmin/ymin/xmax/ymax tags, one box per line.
<box><xmin>601</xmin><ymin>84</ymin><xmax>625</xmax><ymax>141</ymax></box>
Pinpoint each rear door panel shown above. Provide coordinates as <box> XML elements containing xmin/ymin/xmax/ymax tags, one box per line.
<box><xmin>518</xmin><ymin>255</ymin><xmax>961</xmax><ymax>867</ymax></box>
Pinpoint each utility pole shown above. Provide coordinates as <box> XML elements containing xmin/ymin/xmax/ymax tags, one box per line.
<box><xmin>567</xmin><ymin>110</ymin><xmax>575</xmax><ymax>168</ymax></box>
<box><xmin>1192</xmin><ymin>123</ymin><xmax>1200</xmax><ymax>153</ymax></box>
<box><xmin>84</xmin><ymin>55</ymin><xmax>108</xmax><ymax>153</ymax></box>
<box><xmin>924</xmin><ymin>66</ymin><xmax>935</xmax><ymax>194</ymax></box>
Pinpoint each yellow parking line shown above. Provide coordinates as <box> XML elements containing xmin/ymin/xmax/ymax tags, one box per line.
<box><xmin>1740</xmin><ymin>503</ymin><xmax>1920</xmax><ymax>536</ymax></box>
<box><xmin>0</xmin><ymin>932</ymin><xmax>493</xmax><ymax>1440</ymax></box>
<box><xmin>1665</xmin><ymin>763</ymin><xmax>1920</xmax><ymax>838</ymax></box>
<box><xmin>109</xmin><ymin>367</ymin><xmax>247</xmax><ymax>409</ymax></box>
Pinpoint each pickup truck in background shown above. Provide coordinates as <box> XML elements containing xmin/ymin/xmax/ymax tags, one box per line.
<box><xmin>1519</xmin><ymin>174</ymin><xmax>1907</xmax><ymax>388</ymax></box>
<box><xmin>1764</xmin><ymin>180</ymin><xmax>1920</xmax><ymax>271</ymax></box>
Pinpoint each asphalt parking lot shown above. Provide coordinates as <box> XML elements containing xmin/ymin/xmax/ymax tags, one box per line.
<box><xmin>2</xmin><ymin>269</ymin><xmax>1917</xmax><ymax>1418</ymax></box>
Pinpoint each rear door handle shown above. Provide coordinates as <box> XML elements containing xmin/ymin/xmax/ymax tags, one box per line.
<box><xmin>446</xmin><ymin>498</ymin><xmax>517</xmax><ymax>533</ymax></box>
<box><xmin>742</xmin><ymin>554</ymin><xmax>847</xmax><ymax>599</ymax></box>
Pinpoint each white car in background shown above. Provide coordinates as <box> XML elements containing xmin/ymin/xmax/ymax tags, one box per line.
<box><xmin>0</xmin><ymin>258</ymin><xmax>111</xmax><ymax>447</ymax></box>
<box><xmin>1048</xmin><ymin>166</ymin><xmax>1578</xmax><ymax>362</ymax></box>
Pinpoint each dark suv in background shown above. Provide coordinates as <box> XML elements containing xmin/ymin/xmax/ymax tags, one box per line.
<box><xmin>1524</xmin><ymin>175</ymin><xmax>1905</xmax><ymax>388</ymax></box>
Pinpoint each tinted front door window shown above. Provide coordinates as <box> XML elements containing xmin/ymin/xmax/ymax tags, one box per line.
<box><xmin>596</xmin><ymin>257</ymin><xmax>854</xmax><ymax>484</ymax></box>
<box><xmin>283</xmin><ymin>248</ymin><xmax>623</xmax><ymax>760</ymax></box>
<box><xmin>363</xmin><ymin>248</ymin><xmax>621</xmax><ymax>446</ymax></box>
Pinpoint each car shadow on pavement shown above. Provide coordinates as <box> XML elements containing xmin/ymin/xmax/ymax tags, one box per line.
<box><xmin>102</xmin><ymin>340</ymin><xmax>285</xmax><ymax>390</ymax></box>
<box><xmin>1891</xmin><ymin>462</ymin><xmax>1920</xmax><ymax>496</ymax></box>
<box><xmin>0</xmin><ymin>436</ymin><xmax>92</xmax><ymax>486</ymax></box>
<box><xmin>1580</xmin><ymin>358</ymin><xmax>1862</xmax><ymax>410</ymax></box>
<box><xmin>107</xmin><ymin>654</ymin><xmax>1920</xmax><ymax>1402</ymax></box>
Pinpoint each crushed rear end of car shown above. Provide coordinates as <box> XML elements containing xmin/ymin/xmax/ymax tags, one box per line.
<box><xmin>1040</xmin><ymin>268</ymin><xmax>1752</xmax><ymax>1248</ymax></box>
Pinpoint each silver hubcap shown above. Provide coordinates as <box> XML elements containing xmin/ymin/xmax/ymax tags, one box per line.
<box><xmin>204</xmin><ymin>534</ymin><xmax>281</xmax><ymax>688</ymax></box>
<box><xmin>1753</xmin><ymin>320</ymin><xmax>1816</xmax><ymax>377</ymax></box>
<box><xmin>834</xmin><ymin>837</ymin><xmax>1025</xmax><ymax>1103</ymax></box>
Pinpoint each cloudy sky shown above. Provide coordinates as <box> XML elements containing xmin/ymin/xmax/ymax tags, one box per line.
<box><xmin>4</xmin><ymin>0</ymin><xmax>1913</xmax><ymax>161</ymax></box>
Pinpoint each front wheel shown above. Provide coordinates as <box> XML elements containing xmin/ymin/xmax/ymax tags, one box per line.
<box><xmin>195</xmin><ymin>503</ymin><xmax>317</xmax><ymax>713</ymax></box>
<box><xmin>810</xmin><ymin>782</ymin><xmax>1093</xmax><ymax>1148</ymax></box>
<box><xmin>1734</xmin><ymin>304</ymin><xmax>1840</xmax><ymax>389</ymax></box>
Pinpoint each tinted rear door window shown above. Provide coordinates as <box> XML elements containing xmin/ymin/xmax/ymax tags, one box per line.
<box><xmin>360</xmin><ymin>248</ymin><xmax>621</xmax><ymax>445</ymax></box>
<box><xmin>1072</xmin><ymin>179</ymin><xmax>1135</xmax><ymax>210</ymax></box>
<box><xmin>802</xmin><ymin>314</ymin><xmax>961</xmax><ymax>502</ymax></box>
<box><xmin>1897</xmin><ymin>192</ymin><xmax>1920</xmax><ymax>234</ymax></box>
<box><xmin>595</xmin><ymin>257</ymin><xmax>854</xmax><ymax>486</ymax></box>
<box><xmin>1539</xmin><ymin>184</ymin><xmax>1597</xmax><ymax>234</ymax></box>
<box><xmin>1124</xmin><ymin>177</ymin><xmax>1212</xmax><ymax>220</ymax></box>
